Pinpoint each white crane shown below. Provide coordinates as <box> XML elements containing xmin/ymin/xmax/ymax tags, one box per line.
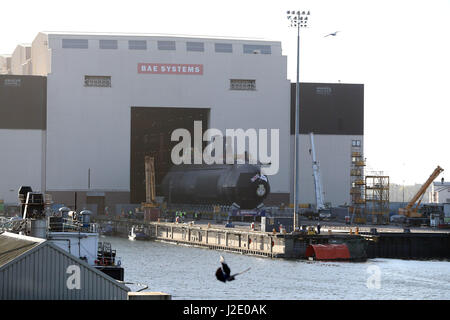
<box><xmin>309</xmin><ymin>133</ymin><xmax>330</xmax><ymax>219</ymax></box>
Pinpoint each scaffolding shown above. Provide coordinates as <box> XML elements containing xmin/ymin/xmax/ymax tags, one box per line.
<box><xmin>350</xmin><ymin>143</ymin><xmax>366</xmax><ymax>224</ymax></box>
<box><xmin>365</xmin><ymin>175</ymin><xmax>390</xmax><ymax>224</ymax></box>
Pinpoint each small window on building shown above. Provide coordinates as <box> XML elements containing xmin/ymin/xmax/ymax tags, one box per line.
<box><xmin>243</xmin><ymin>44</ymin><xmax>271</xmax><ymax>54</ymax></box>
<box><xmin>316</xmin><ymin>87</ymin><xmax>332</xmax><ymax>95</ymax></box>
<box><xmin>99</xmin><ymin>40</ymin><xmax>118</xmax><ymax>49</ymax></box>
<box><xmin>215</xmin><ymin>43</ymin><xmax>233</xmax><ymax>53</ymax></box>
<box><xmin>186</xmin><ymin>42</ymin><xmax>204</xmax><ymax>52</ymax></box>
<box><xmin>158</xmin><ymin>41</ymin><xmax>176</xmax><ymax>50</ymax></box>
<box><xmin>128</xmin><ymin>40</ymin><xmax>147</xmax><ymax>50</ymax></box>
<box><xmin>352</xmin><ymin>140</ymin><xmax>361</xmax><ymax>147</ymax></box>
<box><xmin>62</xmin><ymin>39</ymin><xmax>88</xmax><ymax>49</ymax></box>
<box><xmin>4</xmin><ymin>78</ymin><xmax>21</xmax><ymax>87</ymax></box>
<box><xmin>84</xmin><ymin>76</ymin><xmax>111</xmax><ymax>87</ymax></box>
<box><xmin>230</xmin><ymin>79</ymin><xmax>256</xmax><ymax>91</ymax></box>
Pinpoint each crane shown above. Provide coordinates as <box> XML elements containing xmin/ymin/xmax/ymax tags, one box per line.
<box><xmin>144</xmin><ymin>156</ymin><xmax>156</xmax><ymax>206</ymax></box>
<box><xmin>309</xmin><ymin>133</ymin><xmax>330</xmax><ymax>219</ymax></box>
<box><xmin>141</xmin><ymin>156</ymin><xmax>159</xmax><ymax>221</ymax></box>
<box><xmin>398</xmin><ymin>166</ymin><xmax>444</xmax><ymax>218</ymax></box>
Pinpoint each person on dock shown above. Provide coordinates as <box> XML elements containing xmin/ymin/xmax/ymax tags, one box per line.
<box><xmin>317</xmin><ymin>222</ymin><xmax>321</xmax><ymax>235</ymax></box>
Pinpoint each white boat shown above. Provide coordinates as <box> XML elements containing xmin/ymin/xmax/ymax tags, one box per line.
<box><xmin>128</xmin><ymin>225</ymin><xmax>149</xmax><ymax>241</ymax></box>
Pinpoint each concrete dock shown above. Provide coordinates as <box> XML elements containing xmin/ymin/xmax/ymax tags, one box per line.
<box><xmin>94</xmin><ymin>216</ymin><xmax>450</xmax><ymax>260</ymax></box>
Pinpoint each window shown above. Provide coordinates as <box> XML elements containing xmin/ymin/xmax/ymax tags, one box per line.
<box><xmin>186</xmin><ymin>42</ymin><xmax>204</xmax><ymax>52</ymax></box>
<box><xmin>128</xmin><ymin>40</ymin><xmax>147</xmax><ymax>50</ymax></box>
<box><xmin>84</xmin><ymin>76</ymin><xmax>111</xmax><ymax>87</ymax></box>
<box><xmin>230</xmin><ymin>79</ymin><xmax>256</xmax><ymax>91</ymax></box>
<box><xmin>4</xmin><ymin>78</ymin><xmax>21</xmax><ymax>87</ymax></box>
<box><xmin>243</xmin><ymin>44</ymin><xmax>271</xmax><ymax>54</ymax></box>
<box><xmin>215</xmin><ymin>43</ymin><xmax>233</xmax><ymax>53</ymax></box>
<box><xmin>352</xmin><ymin>140</ymin><xmax>361</xmax><ymax>147</ymax></box>
<box><xmin>99</xmin><ymin>40</ymin><xmax>118</xmax><ymax>49</ymax></box>
<box><xmin>157</xmin><ymin>41</ymin><xmax>176</xmax><ymax>50</ymax></box>
<box><xmin>62</xmin><ymin>39</ymin><xmax>88</xmax><ymax>49</ymax></box>
<box><xmin>316</xmin><ymin>87</ymin><xmax>332</xmax><ymax>95</ymax></box>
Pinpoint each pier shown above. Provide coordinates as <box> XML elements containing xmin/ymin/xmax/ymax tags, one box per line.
<box><xmin>94</xmin><ymin>217</ymin><xmax>450</xmax><ymax>260</ymax></box>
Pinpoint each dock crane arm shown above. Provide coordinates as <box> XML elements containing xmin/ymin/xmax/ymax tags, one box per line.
<box><xmin>309</xmin><ymin>133</ymin><xmax>327</xmax><ymax>212</ymax></box>
<box><xmin>399</xmin><ymin>166</ymin><xmax>444</xmax><ymax>218</ymax></box>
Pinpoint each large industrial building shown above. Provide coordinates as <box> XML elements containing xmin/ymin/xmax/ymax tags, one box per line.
<box><xmin>0</xmin><ymin>31</ymin><xmax>363</xmax><ymax>214</ymax></box>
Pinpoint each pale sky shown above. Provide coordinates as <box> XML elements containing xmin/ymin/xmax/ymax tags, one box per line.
<box><xmin>1</xmin><ymin>0</ymin><xmax>449</xmax><ymax>185</ymax></box>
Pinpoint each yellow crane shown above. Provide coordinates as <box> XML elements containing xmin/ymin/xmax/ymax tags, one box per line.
<box><xmin>398</xmin><ymin>166</ymin><xmax>444</xmax><ymax>218</ymax></box>
<box><xmin>144</xmin><ymin>156</ymin><xmax>156</xmax><ymax>205</ymax></box>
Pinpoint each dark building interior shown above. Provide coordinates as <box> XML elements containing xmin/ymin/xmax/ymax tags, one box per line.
<box><xmin>130</xmin><ymin>107</ymin><xmax>209</xmax><ymax>204</ymax></box>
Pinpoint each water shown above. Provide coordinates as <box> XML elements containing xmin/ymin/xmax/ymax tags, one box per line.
<box><xmin>105</xmin><ymin>236</ymin><xmax>450</xmax><ymax>300</ymax></box>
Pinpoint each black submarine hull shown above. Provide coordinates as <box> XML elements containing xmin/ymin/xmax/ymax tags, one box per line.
<box><xmin>161</xmin><ymin>164</ymin><xmax>270</xmax><ymax>209</ymax></box>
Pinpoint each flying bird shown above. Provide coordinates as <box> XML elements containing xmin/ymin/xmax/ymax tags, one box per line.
<box><xmin>324</xmin><ymin>31</ymin><xmax>340</xmax><ymax>37</ymax></box>
<box><xmin>215</xmin><ymin>256</ymin><xmax>250</xmax><ymax>283</ymax></box>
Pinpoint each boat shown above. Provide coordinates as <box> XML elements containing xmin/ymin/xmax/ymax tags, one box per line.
<box><xmin>128</xmin><ymin>225</ymin><xmax>149</xmax><ymax>241</ymax></box>
<box><xmin>99</xmin><ymin>221</ymin><xmax>114</xmax><ymax>236</ymax></box>
<box><xmin>1</xmin><ymin>186</ymin><xmax>126</xmax><ymax>281</ymax></box>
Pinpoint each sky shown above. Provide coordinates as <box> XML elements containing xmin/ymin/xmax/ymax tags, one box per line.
<box><xmin>1</xmin><ymin>0</ymin><xmax>449</xmax><ymax>185</ymax></box>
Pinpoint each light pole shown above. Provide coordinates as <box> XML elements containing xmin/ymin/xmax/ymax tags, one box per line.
<box><xmin>287</xmin><ymin>10</ymin><xmax>310</xmax><ymax>231</ymax></box>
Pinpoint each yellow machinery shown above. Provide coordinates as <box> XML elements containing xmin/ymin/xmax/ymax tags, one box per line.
<box><xmin>398</xmin><ymin>166</ymin><xmax>444</xmax><ymax>218</ymax></box>
<box><xmin>142</xmin><ymin>156</ymin><xmax>158</xmax><ymax>210</ymax></box>
<box><xmin>307</xmin><ymin>226</ymin><xmax>316</xmax><ymax>235</ymax></box>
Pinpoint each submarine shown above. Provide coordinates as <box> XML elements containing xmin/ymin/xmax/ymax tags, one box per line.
<box><xmin>161</xmin><ymin>163</ymin><xmax>270</xmax><ymax>209</ymax></box>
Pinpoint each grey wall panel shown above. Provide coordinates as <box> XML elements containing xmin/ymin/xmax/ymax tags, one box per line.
<box><xmin>0</xmin><ymin>75</ymin><xmax>46</xmax><ymax>130</ymax></box>
<box><xmin>290</xmin><ymin>82</ymin><xmax>364</xmax><ymax>135</ymax></box>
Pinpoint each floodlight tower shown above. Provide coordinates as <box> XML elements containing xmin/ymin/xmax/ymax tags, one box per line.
<box><xmin>287</xmin><ymin>10</ymin><xmax>310</xmax><ymax>231</ymax></box>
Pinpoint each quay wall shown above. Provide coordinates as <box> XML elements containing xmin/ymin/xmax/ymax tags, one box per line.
<box><xmin>94</xmin><ymin>218</ymin><xmax>450</xmax><ymax>260</ymax></box>
<box><xmin>149</xmin><ymin>222</ymin><xmax>286</xmax><ymax>258</ymax></box>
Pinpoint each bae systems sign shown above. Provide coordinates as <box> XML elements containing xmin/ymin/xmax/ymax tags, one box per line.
<box><xmin>138</xmin><ymin>63</ymin><xmax>203</xmax><ymax>75</ymax></box>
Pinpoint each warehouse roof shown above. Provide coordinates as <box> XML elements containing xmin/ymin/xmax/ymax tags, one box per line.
<box><xmin>0</xmin><ymin>231</ymin><xmax>129</xmax><ymax>299</ymax></box>
<box><xmin>0</xmin><ymin>232</ymin><xmax>44</xmax><ymax>268</ymax></box>
<box><xmin>38</xmin><ymin>30</ymin><xmax>280</xmax><ymax>43</ymax></box>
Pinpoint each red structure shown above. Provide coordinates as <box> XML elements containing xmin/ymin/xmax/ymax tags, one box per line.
<box><xmin>305</xmin><ymin>244</ymin><xmax>351</xmax><ymax>261</ymax></box>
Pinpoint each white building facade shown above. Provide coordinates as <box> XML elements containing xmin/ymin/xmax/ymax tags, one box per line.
<box><xmin>430</xmin><ymin>181</ymin><xmax>450</xmax><ymax>204</ymax></box>
<box><xmin>31</xmin><ymin>32</ymin><xmax>290</xmax><ymax>209</ymax></box>
<box><xmin>0</xmin><ymin>31</ymin><xmax>364</xmax><ymax>212</ymax></box>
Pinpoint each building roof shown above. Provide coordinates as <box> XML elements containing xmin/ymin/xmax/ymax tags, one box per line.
<box><xmin>433</xmin><ymin>181</ymin><xmax>450</xmax><ymax>191</ymax></box>
<box><xmin>0</xmin><ymin>232</ymin><xmax>44</xmax><ymax>268</ymax></box>
<box><xmin>39</xmin><ymin>30</ymin><xmax>279</xmax><ymax>43</ymax></box>
<box><xmin>0</xmin><ymin>231</ymin><xmax>130</xmax><ymax>296</ymax></box>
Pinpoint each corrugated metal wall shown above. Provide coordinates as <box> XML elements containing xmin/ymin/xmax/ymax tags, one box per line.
<box><xmin>0</xmin><ymin>243</ymin><xmax>128</xmax><ymax>300</ymax></box>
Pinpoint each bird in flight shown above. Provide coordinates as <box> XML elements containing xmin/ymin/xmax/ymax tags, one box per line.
<box><xmin>325</xmin><ymin>31</ymin><xmax>340</xmax><ymax>37</ymax></box>
<box><xmin>215</xmin><ymin>256</ymin><xmax>250</xmax><ymax>283</ymax></box>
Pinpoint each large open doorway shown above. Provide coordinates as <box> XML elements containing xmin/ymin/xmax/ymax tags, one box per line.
<box><xmin>130</xmin><ymin>107</ymin><xmax>209</xmax><ymax>204</ymax></box>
